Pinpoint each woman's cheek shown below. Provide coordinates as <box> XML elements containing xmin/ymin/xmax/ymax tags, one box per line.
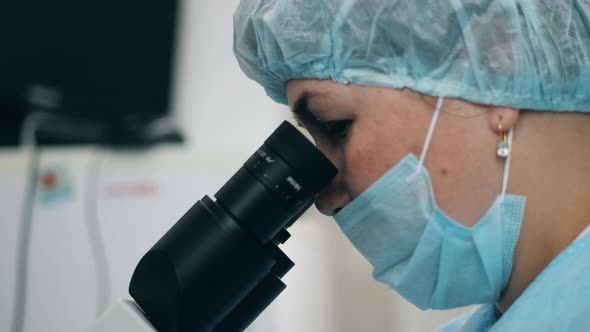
<box><xmin>342</xmin><ymin>145</ymin><xmax>377</xmax><ymax>199</ymax></box>
<box><xmin>342</xmin><ymin>134</ymin><xmax>408</xmax><ymax>200</ymax></box>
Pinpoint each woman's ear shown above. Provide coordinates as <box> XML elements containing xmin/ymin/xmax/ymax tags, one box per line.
<box><xmin>488</xmin><ymin>107</ymin><xmax>520</xmax><ymax>133</ymax></box>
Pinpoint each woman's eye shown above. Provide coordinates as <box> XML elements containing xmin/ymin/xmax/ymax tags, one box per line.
<box><xmin>321</xmin><ymin>119</ymin><xmax>353</xmax><ymax>142</ymax></box>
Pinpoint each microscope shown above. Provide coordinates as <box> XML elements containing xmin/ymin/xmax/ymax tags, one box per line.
<box><xmin>91</xmin><ymin>122</ymin><xmax>337</xmax><ymax>332</ymax></box>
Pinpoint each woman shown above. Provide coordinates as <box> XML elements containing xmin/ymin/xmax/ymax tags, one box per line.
<box><xmin>233</xmin><ymin>1</ymin><xmax>590</xmax><ymax>330</ymax></box>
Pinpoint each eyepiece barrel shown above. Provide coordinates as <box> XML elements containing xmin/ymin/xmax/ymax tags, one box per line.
<box><xmin>129</xmin><ymin>122</ymin><xmax>337</xmax><ymax>332</ymax></box>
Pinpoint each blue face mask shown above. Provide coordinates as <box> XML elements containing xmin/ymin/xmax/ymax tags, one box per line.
<box><xmin>334</xmin><ymin>98</ymin><xmax>526</xmax><ymax>310</ymax></box>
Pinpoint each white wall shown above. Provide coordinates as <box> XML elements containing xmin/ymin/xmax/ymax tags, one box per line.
<box><xmin>172</xmin><ymin>0</ymin><xmax>287</xmax><ymax>156</ymax></box>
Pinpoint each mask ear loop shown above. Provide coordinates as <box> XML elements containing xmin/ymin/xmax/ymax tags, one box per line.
<box><xmin>407</xmin><ymin>96</ymin><xmax>445</xmax><ymax>181</ymax></box>
<box><xmin>500</xmin><ymin>128</ymin><xmax>514</xmax><ymax>202</ymax></box>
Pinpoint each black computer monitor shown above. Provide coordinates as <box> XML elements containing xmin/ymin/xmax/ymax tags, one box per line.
<box><xmin>0</xmin><ymin>0</ymin><xmax>181</xmax><ymax>145</ymax></box>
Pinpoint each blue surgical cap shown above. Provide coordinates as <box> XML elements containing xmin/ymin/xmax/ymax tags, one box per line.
<box><xmin>233</xmin><ymin>0</ymin><xmax>590</xmax><ymax>112</ymax></box>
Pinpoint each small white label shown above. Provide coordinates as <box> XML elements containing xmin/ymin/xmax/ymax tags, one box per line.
<box><xmin>286</xmin><ymin>176</ymin><xmax>302</xmax><ymax>191</ymax></box>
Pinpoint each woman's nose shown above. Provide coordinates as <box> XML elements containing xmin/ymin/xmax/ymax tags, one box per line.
<box><xmin>314</xmin><ymin>175</ymin><xmax>351</xmax><ymax>216</ymax></box>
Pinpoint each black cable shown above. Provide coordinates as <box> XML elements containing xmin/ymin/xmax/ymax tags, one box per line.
<box><xmin>85</xmin><ymin>148</ymin><xmax>111</xmax><ymax>317</ymax></box>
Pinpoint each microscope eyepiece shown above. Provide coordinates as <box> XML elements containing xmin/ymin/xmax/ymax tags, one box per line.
<box><xmin>216</xmin><ymin>122</ymin><xmax>337</xmax><ymax>245</ymax></box>
<box><xmin>264</xmin><ymin>121</ymin><xmax>336</xmax><ymax>193</ymax></box>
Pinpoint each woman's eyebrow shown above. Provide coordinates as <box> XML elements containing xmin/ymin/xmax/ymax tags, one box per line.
<box><xmin>291</xmin><ymin>92</ymin><xmax>321</xmax><ymax>126</ymax></box>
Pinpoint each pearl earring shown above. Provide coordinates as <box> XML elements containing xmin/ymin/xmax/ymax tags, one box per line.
<box><xmin>496</xmin><ymin>123</ymin><xmax>510</xmax><ymax>158</ymax></box>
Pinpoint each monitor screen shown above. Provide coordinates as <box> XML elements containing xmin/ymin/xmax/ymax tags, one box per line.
<box><xmin>0</xmin><ymin>0</ymin><xmax>180</xmax><ymax>145</ymax></box>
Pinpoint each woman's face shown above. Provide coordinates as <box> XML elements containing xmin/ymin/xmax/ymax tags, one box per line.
<box><xmin>286</xmin><ymin>79</ymin><xmax>509</xmax><ymax>226</ymax></box>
